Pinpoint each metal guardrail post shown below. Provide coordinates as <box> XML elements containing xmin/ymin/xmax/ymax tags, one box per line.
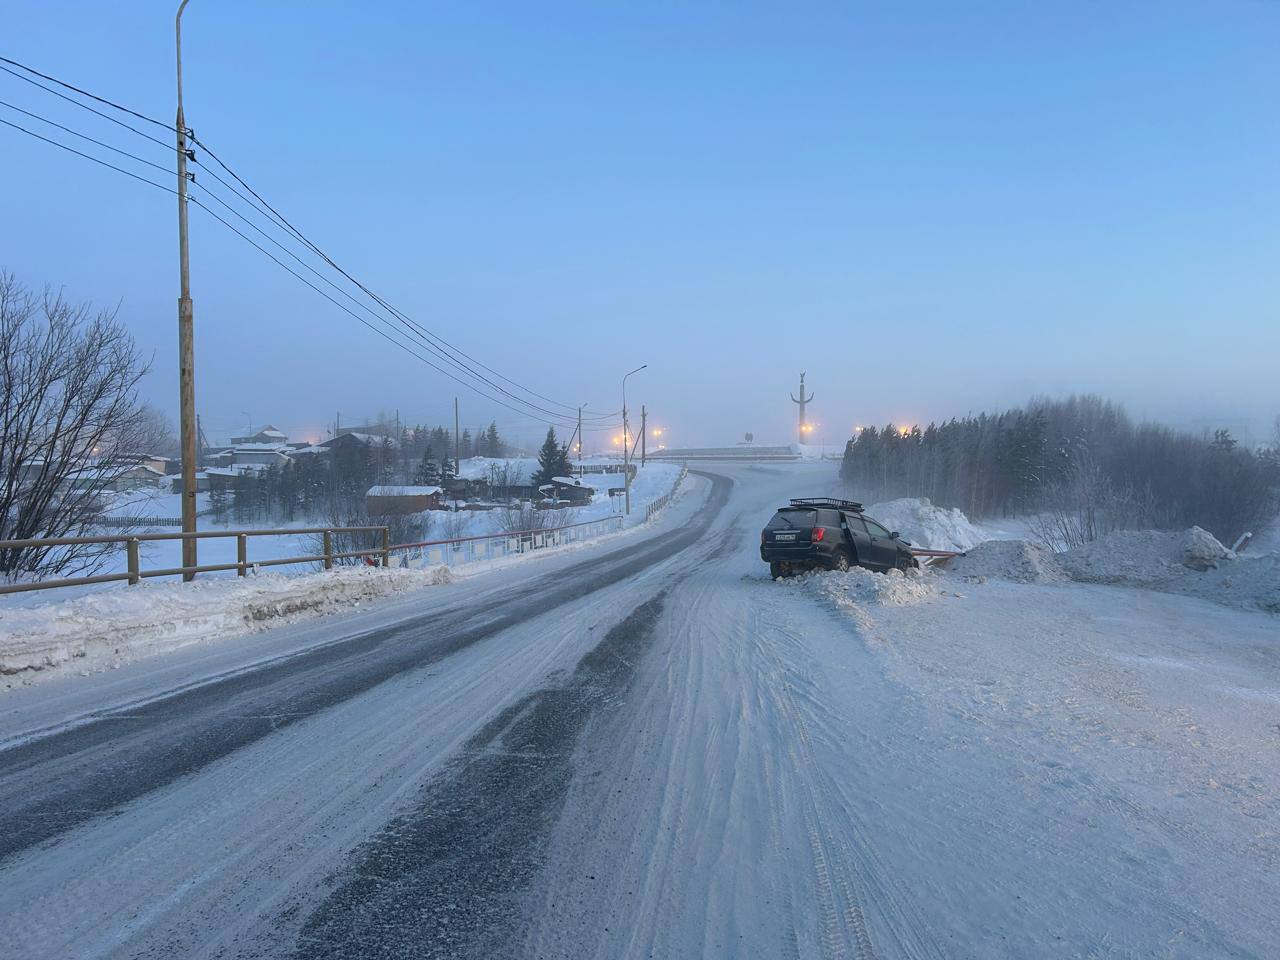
<box><xmin>236</xmin><ymin>534</ymin><xmax>247</xmax><ymax>577</ymax></box>
<box><xmin>381</xmin><ymin>527</ymin><xmax>390</xmax><ymax>567</ymax></box>
<box><xmin>127</xmin><ymin>538</ymin><xmax>140</xmax><ymax>585</ymax></box>
<box><xmin>323</xmin><ymin>530</ymin><xmax>333</xmax><ymax>571</ymax></box>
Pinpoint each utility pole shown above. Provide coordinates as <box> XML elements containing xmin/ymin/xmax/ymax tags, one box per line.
<box><xmin>640</xmin><ymin>405</ymin><xmax>647</xmax><ymax>467</ymax></box>
<box><xmin>454</xmin><ymin>397</ymin><xmax>460</xmax><ymax>480</ymax></box>
<box><xmin>622</xmin><ymin>365</ymin><xmax>646</xmax><ymax>515</ymax></box>
<box><xmin>578</xmin><ymin>405</ymin><xmax>583</xmax><ymax>476</ymax></box>
<box><xmin>175</xmin><ymin>0</ymin><xmax>198</xmax><ymax>581</ymax></box>
<box><xmin>790</xmin><ymin>371</ymin><xmax>814</xmax><ymax>446</ymax></box>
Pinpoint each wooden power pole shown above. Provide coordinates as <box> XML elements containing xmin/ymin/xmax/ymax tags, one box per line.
<box><xmin>175</xmin><ymin>0</ymin><xmax>198</xmax><ymax>581</ymax></box>
<box><xmin>640</xmin><ymin>405</ymin><xmax>647</xmax><ymax>466</ymax></box>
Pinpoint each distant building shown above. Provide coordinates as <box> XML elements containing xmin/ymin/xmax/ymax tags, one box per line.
<box><xmin>366</xmin><ymin>485</ymin><xmax>444</xmax><ymax>515</ymax></box>
<box><xmin>542</xmin><ymin>476</ymin><xmax>595</xmax><ymax>504</ymax></box>
<box><xmin>230</xmin><ymin>424</ymin><xmax>288</xmax><ymax>446</ymax></box>
<box><xmin>229</xmin><ymin>443</ymin><xmax>292</xmax><ymax>469</ymax></box>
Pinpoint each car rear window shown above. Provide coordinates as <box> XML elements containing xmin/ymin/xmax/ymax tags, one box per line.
<box><xmin>767</xmin><ymin>508</ymin><xmax>815</xmax><ymax>529</ymax></box>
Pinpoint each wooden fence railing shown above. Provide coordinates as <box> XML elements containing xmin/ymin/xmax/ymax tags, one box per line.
<box><xmin>0</xmin><ymin>526</ymin><xmax>390</xmax><ymax>595</ymax></box>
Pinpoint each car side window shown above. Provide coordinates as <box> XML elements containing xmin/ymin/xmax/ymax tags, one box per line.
<box><xmin>844</xmin><ymin>513</ymin><xmax>868</xmax><ymax>535</ymax></box>
<box><xmin>865</xmin><ymin>519</ymin><xmax>891</xmax><ymax>538</ymax></box>
<box><xmin>818</xmin><ymin>509</ymin><xmax>840</xmax><ymax>527</ymax></box>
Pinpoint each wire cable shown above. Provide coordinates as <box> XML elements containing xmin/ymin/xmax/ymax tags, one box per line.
<box><xmin>0</xmin><ymin>54</ymin><xmax>619</xmax><ymax>420</ymax></box>
<box><xmin>0</xmin><ymin>57</ymin><xmax>625</xmax><ymax>425</ymax></box>
<box><xmin>0</xmin><ymin>54</ymin><xmax>175</xmax><ymax>132</ymax></box>
<box><xmin>189</xmin><ymin>134</ymin><xmax>621</xmax><ymax>421</ymax></box>
<box><xmin>0</xmin><ymin>115</ymin><xmax>175</xmax><ymax>195</ymax></box>
<box><xmin>0</xmin><ymin>98</ymin><xmax>175</xmax><ymax>179</ymax></box>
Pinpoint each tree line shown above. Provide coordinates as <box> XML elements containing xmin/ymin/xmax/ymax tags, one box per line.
<box><xmin>839</xmin><ymin>395</ymin><xmax>1279</xmax><ymax>546</ymax></box>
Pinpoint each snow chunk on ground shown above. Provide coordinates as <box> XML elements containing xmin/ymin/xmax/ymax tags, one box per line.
<box><xmin>946</xmin><ymin>539</ymin><xmax>1066</xmax><ymax>583</ymax></box>
<box><xmin>0</xmin><ymin>565</ymin><xmax>451</xmax><ymax>689</ymax></box>
<box><xmin>1059</xmin><ymin>527</ymin><xmax>1232</xmax><ymax>583</ymax></box>
<box><xmin>864</xmin><ymin>497</ymin><xmax>983</xmax><ymax>551</ymax></box>
<box><xmin>944</xmin><ymin>526</ymin><xmax>1279</xmax><ymax>615</ymax></box>
<box><xmin>778</xmin><ymin>566</ymin><xmax>940</xmax><ymax>625</ymax></box>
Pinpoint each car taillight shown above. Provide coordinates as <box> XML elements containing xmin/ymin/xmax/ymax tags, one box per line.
<box><xmin>812</xmin><ymin>527</ymin><xmax>825</xmax><ymax>542</ymax></box>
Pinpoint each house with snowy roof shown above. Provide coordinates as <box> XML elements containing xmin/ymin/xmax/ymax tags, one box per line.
<box><xmin>366</xmin><ymin>485</ymin><xmax>443</xmax><ymax>515</ymax></box>
<box><xmin>230</xmin><ymin>424</ymin><xmax>288</xmax><ymax>446</ymax></box>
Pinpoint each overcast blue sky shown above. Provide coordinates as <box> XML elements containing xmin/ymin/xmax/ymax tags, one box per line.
<box><xmin>2</xmin><ymin>1</ymin><xmax>1277</xmax><ymax>448</ymax></box>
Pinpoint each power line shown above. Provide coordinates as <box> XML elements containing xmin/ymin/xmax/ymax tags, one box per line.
<box><xmin>0</xmin><ymin>56</ymin><xmax>626</xmax><ymax>426</ymax></box>
<box><xmin>0</xmin><ymin>54</ymin><xmax>174</xmax><ymax>132</ymax></box>
<box><xmin>190</xmin><ymin>136</ymin><xmax>622</xmax><ymax>421</ymax></box>
<box><xmin>0</xmin><ymin>116</ymin><xmax>599</xmax><ymax>427</ymax></box>
<box><xmin>0</xmin><ymin>115</ymin><xmax>175</xmax><ymax>195</ymax></box>
<box><xmin>0</xmin><ymin>98</ymin><xmax>174</xmax><ymax>179</ymax></box>
<box><xmin>0</xmin><ymin>62</ymin><xmax>176</xmax><ymax>153</ymax></box>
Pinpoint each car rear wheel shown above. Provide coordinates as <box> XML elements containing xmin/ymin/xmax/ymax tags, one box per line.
<box><xmin>830</xmin><ymin>550</ymin><xmax>851</xmax><ymax>573</ymax></box>
<box><xmin>769</xmin><ymin>561</ymin><xmax>789</xmax><ymax>579</ymax></box>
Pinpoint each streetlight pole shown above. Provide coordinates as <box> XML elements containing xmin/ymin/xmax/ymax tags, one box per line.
<box><xmin>621</xmin><ymin>364</ymin><xmax>646</xmax><ymax>515</ymax></box>
<box><xmin>175</xmin><ymin>0</ymin><xmax>198</xmax><ymax>581</ymax></box>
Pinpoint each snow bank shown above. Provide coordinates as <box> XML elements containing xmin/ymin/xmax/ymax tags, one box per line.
<box><xmin>864</xmin><ymin>497</ymin><xmax>984</xmax><ymax>552</ymax></box>
<box><xmin>945</xmin><ymin>526</ymin><xmax>1279</xmax><ymax>614</ymax></box>
<box><xmin>946</xmin><ymin>539</ymin><xmax>1066</xmax><ymax>583</ymax></box>
<box><xmin>1058</xmin><ymin>526</ymin><xmax>1233</xmax><ymax>583</ymax></box>
<box><xmin>778</xmin><ymin>566</ymin><xmax>940</xmax><ymax>626</ymax></box>
<box><xmin>0</xmin><ymin>565</ymin><xmax>451</xmax><ymax>689</ymax></box>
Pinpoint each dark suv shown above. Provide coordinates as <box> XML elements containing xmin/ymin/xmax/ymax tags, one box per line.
<box><xmin>760</xmin><ymin>498</ymin><xmax>918</xmax><ymax>577</ymax></box>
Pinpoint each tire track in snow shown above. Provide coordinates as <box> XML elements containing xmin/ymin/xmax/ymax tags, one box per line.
<box><xmin>749</xmin><ymin>588</ymin><xmax>949</xmax><ymax>960</ymax></box>
<box><xmin>0</xmin><ymin>474</ymin><xmax>733</xmax><ymax>863</ymax></box>
<box><xmin>289</xmin><ymin>591</ymin><xmax>672</xmax><ymax>959</ymax></box>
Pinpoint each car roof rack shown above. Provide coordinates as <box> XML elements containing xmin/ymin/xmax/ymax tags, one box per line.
<box><xmin>787</xmin><ymin>497</ymin><xmax>863</xmax><ymax>511</ymax></box>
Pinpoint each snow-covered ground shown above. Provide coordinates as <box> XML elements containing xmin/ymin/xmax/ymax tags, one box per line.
<box><xmin>0</xmin><ymin>565</ymin><xmax>452</xmax><ymax>685</ymax></box>
<box><xmin>0</xmin><ymin>460</ymin><xmax>683</xmax><ymax>611</ymax></box>
<box><xmin>1</xmin><ymin>462</ymin><xmax>1277</xmax><ymax>957</ymax></box>
<box><xmin>0</xmin><ymin>461</ymin><xmax>690</xmax><ymax>689</ymax></box>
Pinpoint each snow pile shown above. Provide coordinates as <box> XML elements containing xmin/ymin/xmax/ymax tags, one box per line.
<box><xmin>1058</xmin><ymin>527</ymin><xmax>1232</xmax><ymax>584</ymax></box>
<box><xmin>943</xmin><ymin>526</ymin><xmax>1279</xmax><ymax>614</ymax></box>
<box><xmin>779</xmin><ymin>566</ymin><xmax>939</xmax><ymax>624</ymax></box>
<box><xmin>864</xmin><ymin>497</ymin><xmax>984</xmax><ymax>552</ymax></box>
<box><xmin>946</xmin><ymin>540</ymin><xmax>1065</xmax><ymax>583</ymax></box>
<box><xmin>0</xmin><ymin>565</ymin><xmax>451</xmax><ymax>688</ymax></box>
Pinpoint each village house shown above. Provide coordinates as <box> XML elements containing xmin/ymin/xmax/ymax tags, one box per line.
<box><xmin>365</xmin><ymin>485</ymin><xmax>443</xmax><ymax>515</ymax></box>
<box><xmin>230</xmin><ymin>424</ymin><xmax>288</xmax><ymax>446</ymax></box>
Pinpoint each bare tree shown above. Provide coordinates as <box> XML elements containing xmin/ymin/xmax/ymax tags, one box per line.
<box><xmin>0</xmin><ymin>272</ymin><xmax>154</xmax><ymax>580</ymax></box>
<box><xmin>440</xmin><ymin>508</ymin><xmax>471</xmax><ymax>541</ymax></box>
<box><xmin>136</xmin><ymin>404</ymin><xmax>178</xmax><ymax>458</ymax></box>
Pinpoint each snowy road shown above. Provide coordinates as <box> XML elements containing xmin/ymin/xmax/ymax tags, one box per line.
<box><xmin>1</xmin><ymin>464</ymin><xmax>1278</xmax><ymax>958</ymax></box>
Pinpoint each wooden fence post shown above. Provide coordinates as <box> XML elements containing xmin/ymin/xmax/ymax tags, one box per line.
<box><xmin>323</xmin><ymin>530</ymin><xmax>333</xmax><ymax>571</ymax></box>
<box><xmin>237</xmin><ymin>534</ymin><xmax>247</xmax><ymax>577</ymax></box>
<box><xmin>127</xmin><ymin>538</ymin><xmax>140</xmax><ymax>585</ymax></box>
<box><xmin>381</xmin><ymin>527</ymin><xmax>390</xmax><ymax>567</ymax></box>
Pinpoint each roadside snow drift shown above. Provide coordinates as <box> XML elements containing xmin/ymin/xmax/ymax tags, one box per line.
<box><xmin>948</xmin><ymin>527</ymin><xmax>1279</xmax><ymax>614</ymax></box>
<box><xmin>865</xmin><ymin>497</ymin><xmax>984</xmax><ymax>551</ymax></box>
<box><xmin>0</xmin><ymin>566</ymin><xmax>450</xmax><ymax>688</ymax></box>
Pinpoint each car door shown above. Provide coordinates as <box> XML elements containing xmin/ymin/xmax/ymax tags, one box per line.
<box><xmin>842</xmin><ymin>513</ymin><xmax>872</xmax><ymax>563</ymax></box>
<box><xmin>862</xmin><ymin>518</ymin><xmax>898</xmax><ymax>569</ymax></box>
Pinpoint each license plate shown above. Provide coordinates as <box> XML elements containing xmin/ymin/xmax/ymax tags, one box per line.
<box><xmin>775</xmin><ymin>533</ymin><xmax>796</xmax><ymax>541</ymax></box>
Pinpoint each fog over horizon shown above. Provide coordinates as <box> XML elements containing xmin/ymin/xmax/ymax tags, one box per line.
<box><xmin>3</xmin><ymin>2</ymin><xmax>1276</xmax><ymax>451</ymax></box>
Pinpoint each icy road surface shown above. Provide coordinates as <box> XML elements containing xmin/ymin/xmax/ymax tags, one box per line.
<box><xmin>0</xmin><ymin>465</ymin><xmax>1277</xmax><ymax>958</ymax></box>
